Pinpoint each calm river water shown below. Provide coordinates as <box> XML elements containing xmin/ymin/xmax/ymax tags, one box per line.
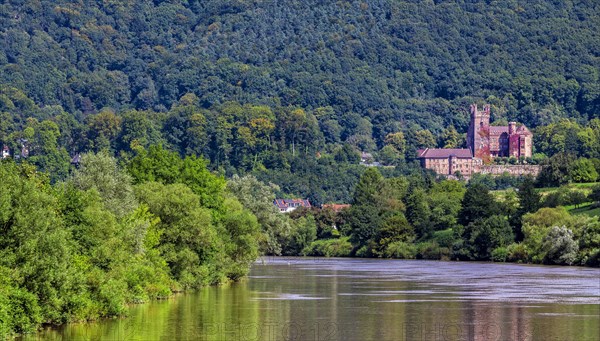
<box><xmin>27</xmin><ymin>258</ymin><xmax>599</xmax><ymax>341</ymax></box>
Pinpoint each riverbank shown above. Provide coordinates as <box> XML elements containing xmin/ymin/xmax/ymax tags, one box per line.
<box><xmin>0</xmin><ymin>155</ymin><xmax>261</xmax><ymax>338</ymax></box>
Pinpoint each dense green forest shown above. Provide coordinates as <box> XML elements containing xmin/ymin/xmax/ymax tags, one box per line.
<box><xmin>1</xmin><ymin>1</ymin><xmax>599</xmax><ymax>204</ymax></box>
<box><xmin>1</xmin><ymin>0</ymin><xmax>599</xmax><ymax>125</ymax></box>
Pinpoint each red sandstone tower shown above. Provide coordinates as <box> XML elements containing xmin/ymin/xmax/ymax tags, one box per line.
<box><xmin>467</xmin><ymin>104</ymin><xmax>491</xmax><ymax>162</ymax></box>
<box><xmin>467</xmin><ymin>104</ymin><xmax>532</xmax><ymax>162</ymax></box>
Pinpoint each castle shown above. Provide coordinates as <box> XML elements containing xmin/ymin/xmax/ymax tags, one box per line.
<box><xmin>417</xmin><ymin>104</ymin><xmax>536</xmax><ymax>177</ymax></box>
<box><xmin>467</xmin><ymin>104</ymin><xmax>532</xmax><ymax>162</ymax></box>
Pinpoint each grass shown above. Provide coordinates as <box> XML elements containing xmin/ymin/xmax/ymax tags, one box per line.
<box><xmin>492</xmin><ymin>182</ymin><xmax>598</xmax><ymax>198</ymax></box>
<box><xmin>535</xmin><ymin>182</ymin><xmax>598</xmax><ymax>196</ymax></box>
<box><xmin>491</xmin><ymin>182</ymin><xmax>600</xmax><ymax>217</ymax></box>
<box><xmin>567</xmin><ymin>202</ymin><xmax>600</xmax><ymax>217</ymax></box>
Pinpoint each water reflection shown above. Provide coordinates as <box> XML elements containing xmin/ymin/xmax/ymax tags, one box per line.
<box><xmin>26</xmin><ymin>258</ymin><xmax>600</xmax><ymax>341</ymax></box>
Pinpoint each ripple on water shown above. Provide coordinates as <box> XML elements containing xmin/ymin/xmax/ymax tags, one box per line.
<box><xmin>251</xmin><ymin>293</ymin><xmax>330</xmax><ymax>301</ymax></box>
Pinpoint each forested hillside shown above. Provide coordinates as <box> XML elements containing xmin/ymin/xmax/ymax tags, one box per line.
<box><xmin>1</xmin><ymin>0</ymin><xmax>599</xmax><ymax>202</ymax></box>
<box><xmin>2</xmin><ymin>0</ymin><xmax>599</xmax><ymax>127</ymax></box>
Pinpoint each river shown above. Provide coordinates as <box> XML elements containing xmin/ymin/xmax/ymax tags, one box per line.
<box><xmin>26</xmin><ymin>258</ymin><xmax>600</xmax><ymax>341</ymax></box>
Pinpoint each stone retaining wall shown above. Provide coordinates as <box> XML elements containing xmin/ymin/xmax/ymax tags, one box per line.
<box><xmin>476</xmin><ymin>165</ymin><xmax>541</xmax><ymax>177</ymax></box>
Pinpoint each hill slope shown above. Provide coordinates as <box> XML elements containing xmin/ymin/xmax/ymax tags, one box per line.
<box><xmin>1</xmin><ymin>0</ymin><xmax>598</xmax><ymax>136</ymax></box>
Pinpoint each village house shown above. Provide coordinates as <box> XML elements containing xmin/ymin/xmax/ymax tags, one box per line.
<box><xmin>1</xmin><ymin>145</ymin><xmax>9</xmax><ymax>159</ymax></box>
<box><xmin>273</xmin><ymin>198</ymin><xmax>311</xmax><ymax>213</ymax></box>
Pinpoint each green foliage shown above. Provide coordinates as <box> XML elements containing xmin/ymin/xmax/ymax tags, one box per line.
<box><xmin>220</xmin><ymin>197</ymin><xmax>261</xmax><ymax>280</ymax></box>
<box><xmin>226</xmin><ymin>175</ymin><xmax>292</xmax><ymax>255</ymax></box>
<box><xmin>461</xmin><ymin>216</ymin><xmax>514</xmax><ymax>261</ymax></box>
<box><xmin>416</xmin><ymin>241</ymin><xmax>450</xmax><ymax>260</ymax></box>
<box><xmin>432</xmin><ymin>229</ymin><xmax>457</xmax><ymax>249</ymax></box>
<box><xmin>458</xmin><ymin>184</ymin><xmax>498</xmax><ymax>227</ymax></box>
<box><xmin>542</xmin><ymin>226</ymin><xmax>579</xmax><ymax>265</ymax></box>
<box><xmin>0</xmin><ymin>153</ymin><xmax>260</xmax><ymax>337</ymax></box>
<box><xmin>506</xmin><ymin>243</ymin><xmax>529</xmax><ymax>263</ymax></box>
<box><xmin>428</xmin><ymin>180</ymin><xmax>465</xmax><ymax>231</ymax></box>
<box><xmin>521</xmin><ymin>207</ymin><xmax>578</xmax><ymax>263</ymax></box>
<box><xmin>375</xmin><ymin>214</ymin><xmax>415</xmax><ymax>256</ymax></box>
<box><xmin>352</xmin><ymin>168</ymin><xmax>383</xmax><ymax>206</ymax></box>
<box><xmin>405</xmin><ymin>187</ymin><xmax>432</xmax><ymax>239</ymax></box>
<box><xmin>569</xmin><ymin>158</ymin><xmax>599</xmax><ymax>183</ymax></box>
<box><xmin>575</xmin><ymin>218</ymin><xmax>600</xmax><ymax>266</ymax></box>
<box><xmin>590</xmin><ymin>185</ymin><xmax>600</xmax><ymax>203</ymax></box>
<box><xmin>280</xmin><ymin>215</ymin><xmax>317</xmax><ymax>256</ymax></box>
<box><xmin>302</xmin><ymin>237</ymin><xmax>353</xmax><ymax>257</ymax></box>
<box><xmin>72</xmin><ymin>152</ymin><xmax>138</xmax><ymax>218</ymax></box>
<box><xmin>512</xmin><ymin>176</ymin><xmax>541</xmax><ymax>241</ymax></box>
<box><xmin>491</xmin><ymin>247</ymin><xmax>509</xmax><ymax>262</ymax></box>
<box><xmin>537</xmin><ymin>153</ymin><xmax>577</xmax><ymax>187</ymax></box>
<box><xmin>128</xmin><ymin>145</ymin><xmax>226</xmax><ymax>210</ymax></box>
<box><xmin>382</xmin><ymin>242</ymin><xmax>417</xmax><ymax>259</ymax></box>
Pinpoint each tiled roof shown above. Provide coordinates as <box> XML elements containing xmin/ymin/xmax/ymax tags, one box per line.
<box><xmin>273</xmin><ymin>198</ymin><xmax>311</xmax><ymax>209</ymax></box>
<box><xmin>417</xmin><ymin>148</ymin><xmax>473</xmax><ymax>158</ymax></box>
<box><xmin>516</xmin><ymin>125</ymin><xmax>532</xmax><ymax>135</ymax></box>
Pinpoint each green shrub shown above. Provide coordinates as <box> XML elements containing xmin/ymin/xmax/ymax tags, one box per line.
<box><xmin>491</xmin><ymin>247</ymin><xmax>509</xmax><ymax>262</ymax></box>
<box><xmin>302</xmin><ymin>237</ymin><xmax>353</xmax><ymax>257</ymax></box>
<box><xmin>582</xmin><ymin>249</ymin><xmax>600</xmax><ymax>267</ymax></box>
<box><xmin>1</xmin><ymin>286</ymin><xmax>43</xmax><ymax>336</ymax></box>
<box><xmin>354</xmin><ymin>245</ymin><xmax>375</xmax><ymax>258</ymax></box>
<box><xmin>97</xmin><ymin>279</ymin><xmax>128</xmax><ymax>317</ymax></box>
<box><xmin>432</xmin><ymin>229</ymin><xmax>456</xmax><ymax>248</ymax></box>
<box><xmin>506</xmin><ymin>243</ymin><xmax>529</xmax><ymax>263</ymax></box>
<box><xmin>416</xmin><ymin>242</ymin><xmax>450</xmax><ymax>260</ymax></box>
<box><xmin>382</xmin><ymin>241</ymin><xmax>417</xmax><ymax>259</ymax></box>
<box><xmin>542</xmin><ymin>191</ymin><xmax>566</xmax><ymax>208</ymax></box>
<box><xmin>543</xmin><ymin>226</ymin><xmax>579</xmax><ymax>265</ymax></box>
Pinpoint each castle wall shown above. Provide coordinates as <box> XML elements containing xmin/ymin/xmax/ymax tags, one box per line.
<box><xmin>476</xmin><ymin>165</ymin><xmax>541</xmax><ymax>177</ymax></box>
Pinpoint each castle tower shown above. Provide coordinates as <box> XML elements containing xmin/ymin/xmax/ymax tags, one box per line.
<box><xmin>508</xmin><ymin>122</ymin><xmax>516</xmax><ymax>135</ymax></box>
<box><xmin>467</xmin><ymin>104</ymin><xmax>491</xmax><ymax>161</ymax></box>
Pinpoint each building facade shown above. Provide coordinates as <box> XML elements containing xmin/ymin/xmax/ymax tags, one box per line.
<box><xmin>466</xmin><ymin>104</ymin><xmax>532</xmax><ymax>161</ymax></box>
<box><xmin>273</xmin><ymin>198</ymin><xmax>311</xmax><ymax>213</ymax></box>
<box><xmin>417</xmin><ymin>148</ymin><xmax>482</xmax><ymax>176</ymax></box>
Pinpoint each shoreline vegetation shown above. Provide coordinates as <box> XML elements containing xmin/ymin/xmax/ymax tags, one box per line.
<box><xmin>1</xmin><ymin>151</ymin><xmax>598</xmax><ymax>338</ymax></box>
<box><xmin>272</xmin><ymin>169</ymin><xmax>599</xmax><ymax>269</ymax></box>
<box><xmin>0</xmin><ymin>152</ymin><xmax>261</xmax><ymax>338</ymax></box>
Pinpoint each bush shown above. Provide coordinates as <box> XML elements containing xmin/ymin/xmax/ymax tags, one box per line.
<box><xmin>416</xmin><ymin>242</ymin><xmax>450</xmax><ymax>260</ymax></box>
<box><xmin>564</xmin><ymin>191</ymin><xmax>588</xmax><ymax>208</ymax></box>
<box><xmin>302</xmin><ymin>237</ymin><xmax>353</xmax><ymax>257</ymax></box>
<box><xmin>432</xmin><ymin>229</ymin><xmax>456</xmax><ymax>248</ymax></box>
<box><xmin>542</xmin><ymin>191</ymin><xmax>566</xmax><ymax>208</ymax></box>
<box><xmin>491</xmin><ymin>247</ymin><xmax>509</xmax><ymax>262</ymax></box>
<box><xmin>0</xmin><ymin>284</ymin><xmax>43</xmax><ymax>336</ymax></box>
<box><xmin>506</xmin><ymin>243</ymin><xmax>529</xmax><ymax>263</ymax></box>
<box><xmin>382</xmin><ymin>242</ymin><xmax>417</xmax><ymax>259</ymax></box>
<box><xmin>589</xmin><ymin>185</ymin><xmax>600</xmax><ymax>203</ymax></box>
<box><xmin>542</xmin><ymin>226</ymin><xmax>579</xmax><ymax>265</ymax></box>
<box><xmin>354</xmin><ymin>245</ymin><xmax>375</xmax><ymax>258</ymax></box>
